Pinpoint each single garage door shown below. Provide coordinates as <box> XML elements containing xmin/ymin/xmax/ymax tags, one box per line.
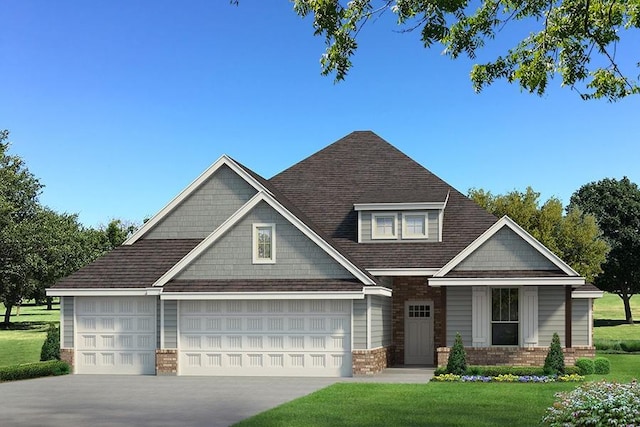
<box><xmin>179</xmin><ymin>299</ymin><xmax>352</xmax><ymax>377</ymax></box>
<box><xmin>75</xmin><ymin>296</ymin><xmax>157</xmax><ymax>375</ymax></box>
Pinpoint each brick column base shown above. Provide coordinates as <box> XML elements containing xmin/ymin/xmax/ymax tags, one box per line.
<box><xmin>60</xmin><ymin>348</ymin><xmax>74</xmax><ymax>371</ymax></box>
<box><xmin>156</xmin><ymin>349</ymin><xmax>178</xmax><ymax>375</ymax></box>
<box><xmin>352</xmin><ymin>347</ymin><xmax>392</xmax><ymax>375</ymax></box>
<box><xmin>436</xmin><ymin>346</ymin><xmax>596</xmax><ymax>367</ymax></box>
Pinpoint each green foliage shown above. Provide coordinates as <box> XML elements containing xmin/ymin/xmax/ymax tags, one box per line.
<box><xmin>468</xmin><ymin>187</ymin><xmax>608</xmax><ymax>282</ymax></box>
<box><xmin>0</xmin><ymin>360</ymin><xmax>69</xmax><ymax>382</ymax></box>
<box><xmin>595</xmin><ymin>339</ymin><xmax>640</xmax><ymax>353</ymax></box>
<box><xmin>40</xmin><ymin>323</ymin><xmax>60</xmax><ymax>361</ymax></box>
<box><xmin>542</xmin><ymin>381</ymin><xmax>640</xmax><ymax>426</ymax></box>
<box><xmin>574</xmin><ymin>358</ymin><xmax>595</xmax><ymax>375</ymax></box>
<box><xmin>570</xmin><ymin>177</ymin><xmax>640</xmax><ymax>324</ymax></box>
<box><xmin>446</xmin><ymin>332</ymin><xmax>467</xmax><ymax>375</ymax></box>
<box><xmin>544</xmin><ymin>333</ymin><xmax>565</xmax><ymax>375</ymax></box>
<box><xmin>290</xmin><ymin>0</ymin><xmax>640</xmax><ymax>101</ymax></box>
<box><xmin>594</xmin><ymin>357</ymin><xmax>611</xmax><ymax>374</ymax></box>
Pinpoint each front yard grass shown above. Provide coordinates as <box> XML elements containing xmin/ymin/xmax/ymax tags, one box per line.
<box><xmin>0</xmin><ymin>302</ymin><xmax>59</xmax><ymax>367</ymax></box>
<box><xmin>593</xmin><ymin>292</ymin><xmax>640</xmax><ymax>341</ymax></box>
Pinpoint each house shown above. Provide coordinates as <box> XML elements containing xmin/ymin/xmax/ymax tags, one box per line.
<box><xmin>47</xmin><ymin>131</ymin><xmax>602</xmax><ymax>376</ymax></box>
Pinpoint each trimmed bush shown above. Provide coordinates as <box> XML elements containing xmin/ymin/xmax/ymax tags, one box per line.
<box><xmin>594</xmin><ymin>357</ymin><xmax>611</xmax><ymax>374</ymax></box>
<box><xmin>543</xmin><ymin>381</ymin><xmax>640</xmax><ymax>426</ymax></box>
<box><xmin>475</xmin><ymin>366</ymin><xmax>546</xmax><ymax>377</ymax></box>
<box><xmin>446</xmin><ymin>332</ymin><xmax>467</xmax><ymax>375</ymax></box>
<box><xmin>574</xmin><ymin>358</ymin><xmax>595</xmax><ymax>375</ymax></box>
<box><xmin>544</xmin><ymin>332</ymin><xmax>565</xmax><ymax>375</ymax></box>
<box><xmin>0</xmin><ymin>361</ymin><xmax>70</xmax><ymax>382</ymax></box>
<box><xmin>40</xmin><ymin>323</ymin><xmax>60</xmax><ymax>361</ymax></box>
<box><xmin>620</xmin><ymin>341</ymin><xmax>640</xmax><ymax>353</ymax></box>
<box><xmin>595</xmin><ymin>339</ymin><xmax>640</xmax><ymax>353</ymax></box>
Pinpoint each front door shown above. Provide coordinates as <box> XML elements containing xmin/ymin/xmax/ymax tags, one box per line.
<box><xmin>404</xmin><ymin>301</ymin><xmax>434</xmax><ymax>365</ymax></box>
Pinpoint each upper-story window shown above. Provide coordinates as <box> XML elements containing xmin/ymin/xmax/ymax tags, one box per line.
<box><xmin>372</xmin><ymin>213</ymin><xmax>397</xmax><ymax>239</ymax></box>
<box><xmin>403</xmin><ymin>213</ymin><xmax>428</xmax><ymax>239</ymax></box>
<box><xmin>253</xmin><ymin>223</ymin><xmax>276</xmax><ymax>264</ymax></box>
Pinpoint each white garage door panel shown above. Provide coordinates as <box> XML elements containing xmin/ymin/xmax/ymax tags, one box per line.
<box><xmin>179</xmin><ymin>300</ymin><xmax>352</xmax><ymax>377</ymax></box>
<box><xmin>76</xmin><ymin>297</ymin><xmax>156</xmax><ymax>375</ymax></box>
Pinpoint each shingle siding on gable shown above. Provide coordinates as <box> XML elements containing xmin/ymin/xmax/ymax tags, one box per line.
<box><xmin>572</xmin><ymin>299</ymin><xmax>590</xmax><ymax>346</ymax></box>
<box><xmin>145</xmin><ymin>165</ymin><xmax>257</xmax><ymax>239</ymax></box>
<box><xmin>176</xmin><ymin>201</ymin><xmax>355</xmax><ymax>280</ymax></box>
<box><xmin>359</xmin><ymin>211</ymin><xmax>440</xmax><ymax>243</ymax></box>
<box><xmin>454</xmin><ymin>227</ymin><xmax>559</xmax><ymax>271</ymax></box>
<box><xmin>538</xmin><ymin>286</ymin><xmax>566</xmax><ymax>345</ymax></box>
<box><xmin>446</xmin><ymin>286</ymin><xmax>472</xmax><ymax>346</ymax></box>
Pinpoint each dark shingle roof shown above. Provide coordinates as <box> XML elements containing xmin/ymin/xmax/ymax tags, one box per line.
<box><xmin>269</xmin><ymin>131</ymin><xmax>498</xmax><ymax>269</ymax></box>
<box><xmin>51</xmin><ymin>239</ymin><xmax>201</xmax><ymax>288</ymax></box>
<box><xmin>164</xmin><ymin>279</ymin><xmax>364</xmax><ymax>293</ymax></box>
<box><xmin>443</xmin><ymin>270</ymin><xmax>566</xmax><ymax>278</ymax></box>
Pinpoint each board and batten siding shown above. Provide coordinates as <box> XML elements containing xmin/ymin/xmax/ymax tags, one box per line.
<box><xmin>454</xmin><ymin>227</ymin><xmax>559</xmax><ymax>271</ymax></box>
<box><xmin>176</xmin><ymin>201</ymin><xmax>355</xmax><ymax>280</ymax></box>
<box><xmin>446</xmin><ymin>286</ymin><xmax>472</xmax><ymax>346</ymax></box>
<box><xmin>538</xmin><ymin>286</ymin><xmax>566</xmax><ymax>345</ymax></box>
<box><xmin>163</xmin><ymin>300</ymin><xmax>178</xmax><ymax>349</ymax></box>
<box><xmin>145</xmin><ymin>164</ymin><xmax>258</xmax><ymax>239</ymax></box>
<box><xmin>359</xmin><ymin>211</ymin><xmax>440</xmax><ymax>243</ymax></box>
<box><xmin>61</xmin><ymin>296</ymin><xmax>74</xmax><ymax>348</ymax></box>
<box><xmin>572</xmin><ymin>299</ymin><xmax>590</xmax><ymax>346</ymax></box>
<box><xmin>352</xmin><ymin>299</ymin><xmax>367</xmax><ymax>350</ymax></box>
<box><xmin>370</xmin><ymin>295</ymin><xmax>392</xmax><ymax>348</ymax></box>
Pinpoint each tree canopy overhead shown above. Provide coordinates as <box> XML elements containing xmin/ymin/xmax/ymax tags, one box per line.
<box><xmin>290</xmin><ymin>0</ymin><xmax>640</xmax><ymax>101</ymax></box>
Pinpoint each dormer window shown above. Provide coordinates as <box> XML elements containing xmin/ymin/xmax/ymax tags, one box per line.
<box><xmin>253</xmin><ymin>223</ymin><xmax>276</xmax><ymax>263</ymax></box>
<box><xmin>403</xmin><ymin>213</ymin><xmax>428</xmax><ymax>239</ymax></box>
<box><xmin>372</xmin><ymin>214</ymin><xmax>397</xmax><ymax>239</ymax></box>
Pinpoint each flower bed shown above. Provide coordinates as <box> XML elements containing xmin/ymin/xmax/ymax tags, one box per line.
<box><xmin>432</xmin><ymin>373</ymin><xmax>585</xmax><ymax>383</ymax></box>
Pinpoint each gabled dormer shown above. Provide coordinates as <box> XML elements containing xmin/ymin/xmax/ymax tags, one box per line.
<box><xmin>355</xmin><ymin>191</ymin><xmax>449</xmax><ymax>243</ymax></box>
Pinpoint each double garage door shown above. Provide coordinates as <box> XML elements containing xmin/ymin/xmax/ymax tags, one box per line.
<box><xmin>179</xmin><ymin>299</ymin><xmax>352</xmax><ymax>377</ymax></box>
<box><xmin>74</xmin><ymin>297</ymin><xmax>352</xmax><ymax>377</ymax></box>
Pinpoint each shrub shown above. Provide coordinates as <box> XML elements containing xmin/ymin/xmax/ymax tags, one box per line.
<box><xmin>446</xmin><ymin>332</ymin><xmax>467</xmax><ymax>375</ymax></box>
<box><xmin>544</xmin><ymin>333</ymin><xmax>565</xmax><ymax>375</ymax></box>
<box><xmin>434</xmin><ymin>367</ymin><xmax>447</xmax><ymax>376</ymax></box>
<box><xmin>594</xmin><ymin>357</ymin><xmax>611</xmax><ymax>374</ymax></box>
<box><xmin>574</xmin><ymin>358</ymin><xmax>595</xmax><ymax>375</ymax></box>
<box><xmin>40</xmin><ymin>323</ymin><xmax>60</xmax><ymax>361</ymax></box>
<box><xmin>620</xmin><ymin>340</ymin><xmax>640</xmax><ymax>353</ymax></box>
<box><xmin>542</xmin><ymin>381</ymin><xmax>640</xmax><ymax>426</ymax></box>
<box><xmin>477</xmin><ymin>366</ymin><xmax>546</xmax><ymax>377</ymax></box>
<box><xmin>0</xmin><ymin>361</ymin><xmax>70</xmax><ymax>382</ymax></box>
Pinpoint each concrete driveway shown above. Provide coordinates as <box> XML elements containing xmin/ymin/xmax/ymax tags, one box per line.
<box><xmin>0</xmin><ymin>375</ymin><xmax>341</xmax><ymax>427</ymax></box>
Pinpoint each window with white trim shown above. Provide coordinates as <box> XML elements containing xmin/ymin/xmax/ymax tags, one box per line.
<box><xmin>253</xmin><ymin>223</ymin><xmax>276</xmax><ymax>264</ymax></box>
<box><xmin>402</xmin><ymin>213</ymin><xmax>428</xmax><ymax>239</ymax></box>
<box><xmin>372</xmin><ymin>214</ymin><xmax>397</xmax><ymax>239</ymax></box>
<box><xmin>491</xmin><ymin>288</ymin><xmax>519</xmax><ymax>345</ymax></box>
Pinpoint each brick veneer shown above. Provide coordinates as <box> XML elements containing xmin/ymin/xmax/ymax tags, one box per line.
<box><xmin>436</xmin><ymin>346</ymin><xmax>596</xmax><ymax>367</ymax></box>
<box><xmin>352</xmin><ymin>346</ymin><xmax>393</xmax><ymax>375</ymax></box>
<box><xmin>60</xmin><ymin>348</ymin><xmax>74</xmax><ymax>371</ymax></box>
<box><xmin>156</xmin><ymin>349</ymin><xmax>178</xmax><ymax>375</ymax></box>
<box><xmin>392</xmin><ymin>277</ymin><xmax>445</xmax><ymax>365</ymax></box>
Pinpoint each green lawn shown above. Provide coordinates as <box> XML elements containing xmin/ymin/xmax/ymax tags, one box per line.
<box><xmin>593</xmin><ymin>292</ymin><xmax>640</xmax><ymax>341</ymax></box>
<box><xmin>0</xmin><ymin>302</ymin><xmax>60</xmax><ymax>367</ymax></box>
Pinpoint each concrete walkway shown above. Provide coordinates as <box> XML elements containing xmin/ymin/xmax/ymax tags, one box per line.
<box><xmin>0</xmin><ymin>367</ymin><xmax>434</xmax><ymax>427</ymax></box>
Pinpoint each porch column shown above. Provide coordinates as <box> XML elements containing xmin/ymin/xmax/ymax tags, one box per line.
<box><xmin>565</xmin><ymin>286</ymin><xmax>572</xmax><ymax>348</ymax></box>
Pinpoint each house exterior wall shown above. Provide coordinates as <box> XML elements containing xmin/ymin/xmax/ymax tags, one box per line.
<box><xmin>572</xmin><ymin>299</ymin><xmax>590</xmax><ymax>346</ymax></box>
<box><xmin>163</xmin><ymin>300</ymin><xmax>178</xmax><ymax>349</ymax></box>
<box><xmin>454</xmin><ymin>227</ymin><xmax>559</xmax><ymax>271</ymax></box>
<box><xmin>539</xmin><ymin>286</ymin><xmax>566</xmax><ymax>346</ymax></box>
<box><xmin>392</xmin><ymin>277</ymin><xmax>445</xmax><ymax>365</ymax></box>
<box><xmin>61</xmin><ymin>296</ymin><xmax>74</xmax><ymax>348</ymax></box>
<box><xmin>176</xmin><ymin>201</ymin><xmax>355</xmax><ymax>280</ymax></box>
<box><xmin>145</xmin><ymin>164</ymin><xmax>258</xmax><ymax>239</ymax></box>
<box><xmin>352</xmin><ymin>299</ymin><xmax>367</xmax><ymax>350</ymax></box>
<box><xmin>370</xmin><ymin>295</ymin><xmax>392</xmax><ymax>348</ymax></box>
<box><xmin>446</xmin><ymin>286</ymin><xmax>472</xmax><ymax>346</ymax></box>
<box><xmin>359</xmin><ymin>211</ymin><xmax>439</xmax><ymax>243</ymax></box>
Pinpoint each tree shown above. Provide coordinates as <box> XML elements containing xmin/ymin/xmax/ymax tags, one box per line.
<box><xmin>288</xmin><ymin>0</ymin><xmax>640</xmax><ymax>101</ymax></box>
<box><xmin>544</xmin><ymin>332</ymin><xmax>565</xmax><ymax>375</ymax></box>
<box><xmin>446</xmin><ymin>332</ymin><xmax>468</xmax><ymax>375</ymax></box>
<box><xmin>469</xmin><ymin>187</ymin><xmax>608</xmax><ymax>282</ymax></box>
<box><xmin>570</xmin><ymin>177</ymin><xmax>640</xmax><ymax>324</ymax></box>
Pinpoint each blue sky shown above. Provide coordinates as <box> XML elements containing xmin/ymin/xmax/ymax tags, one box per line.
<box><xmin>2</xmin><ymin>1</ymin><xmax>638</xmax><ymax>227</ymax></box>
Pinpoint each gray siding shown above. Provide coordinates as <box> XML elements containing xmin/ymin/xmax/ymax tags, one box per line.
<box><xmin>156</xmin><ymin>297</ymin><xmax>161</xmax><ymax>348</ymax></box>
<box><xmin>446</xmin><ymin>287</ymin><xmax>472</xmax><ymax>346</ymax></box>
<box><xmin>62</xmin><ymin>296</ymin><xmax>74</xmax><ymax>348</ymax></box>
<box><xmin>146</xmin><ymin>164</ymin><xmax>258</xmax><ymax>239</ymax></box>
<box><xmin>360</xmin><ymin>211</ymin><xmax>440</xmax><ymax>243</ymax></box>
<box><xmin>538</xmin><ymin>286</ymin><xmax>566</xmax><ymax>345</ymax></box>
<box><xmin>455</xmin><ymin>227</ymin><xmax>559</xmax><ymax>271</ymax></box>
<box><xmin>163</xmin><ymin>300</ymin><xmax>178</xmax><ymax>349</ymax></box>
<box><xmin>353</xmin><ymin>299</ymin><xmax>367</xmax><ymax>350</ymax></box>
<box><xmin>572</xmin><ymin>299</ymin><xmax>590</xmax><ymax>346</ymax></box>
<box><xmin>177</xmin><ymin>201</ymin><xmax>355</xmax><ymax>280</ymax></box>
<box><xmin>370</xmin><ymin>295</ymin><xmax>392</xmax><ymax>348</ymax></box>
